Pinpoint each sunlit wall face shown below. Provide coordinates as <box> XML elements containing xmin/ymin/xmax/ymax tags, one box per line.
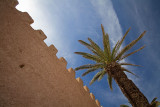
<box><xmin>15</xmin><ymin>0</ymin><xmax>160</xmax><ymax>107</ymax></box>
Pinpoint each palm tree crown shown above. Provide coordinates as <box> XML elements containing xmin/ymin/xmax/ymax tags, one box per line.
<box><xmin>74</xmin><ymin>24</ymin><xmax>146</xmax><ymax>90</ymax></box>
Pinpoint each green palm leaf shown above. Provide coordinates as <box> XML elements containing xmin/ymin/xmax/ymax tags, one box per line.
<box><xmin>151</xmin><ymin>97</ymin><xmax>158</xmax><ymax>104</ymax></box>
<box><xmin>121</xmin><ymin>67</ymin><xmax>139</xmax><ymax>78</ymax></box>
<box><xmin>78</xmin><ymin>40</ymin><xmax>92</xmax><ymax>48</ymax></box>
<box><xmin>74</xmin><ymin>52</ymin><xmax>103</xmax><ymax>62</ymax></box>
<box><xmin>111</xmin><ymin>40</ymin><xmax>120</xmax><ymax>60</ymax></box>
<box><xmin>112</xmin><ymin>28</ymin><xmax>131</xmax><ymax>60</ymax></box>
<box><xmin>98</xmin><ymin>69</ymin><xmax>106</xmax><ymax>81</ymax></box>
<box><xmin>78</xmin><ymin>40</ymin><xmax>100</xmax><ymax>56</ymax></box>
<box><xmin>120</xmin><ymin>63</ymin><xmax>142</xmax><ymax>67</ymax></box>
<box><xmin>105</xmin><ymin>34</ymin><xmax>111</xmax><ymax>56</ymax></box>
<box><xmin>117</xmin><ymin>28</ymin><xmax>131</xmax><ymax>51</ymax></box>
<box><xmin>75</xmin><ymin>63</ymin><xmax>104</xmax><ymax>71</ymax></box>
<box><xmin>119</xmin><ymin>45</ymin><xmax>145</xmax><ymax>61</ymax></box>
<box><xmin>90</xmin><ymin>70</ymin><xmax>103</xmax><ymax>85</ymax></box>
<box><xmin>107</xmin><ymin>74</ymin><xmax>113</xmax><ymax>90</ymax></box>
<box><xmin>104</xmin><ymin>35</ymin><xmax>111</xmax><ymax>61</ymax></box>
<box><xmin>88</xmin><ymin>38</ymin><xmax>105</xmax><ymax>59</ymax></box>
<box><xmin>101</xmin><ymin>24</ymin><xmax>111</xmax><ymax>61</ymax></box>
<box><xmin>82</xmin><ymin>68</ymin><xmax>98</xmax><ymax>76</ymax></box>
<box><xmin>150</xmin><ymin>97</ymin><xmax>160</xmax><ymax>107</ymax></box>
<box><xmin>115</xmin><ymin>31</ymin><xmax>146</xmax><ymax>61</ymax></box>
<box><xmin>101</xmin><ymin>24</ymin><xmax>106</xmax><ymax>38</ymax></box>
<box><xmin>101</xmin><ymin>24</ymin><xmax>110</xmax><ymax>60</ymax></box>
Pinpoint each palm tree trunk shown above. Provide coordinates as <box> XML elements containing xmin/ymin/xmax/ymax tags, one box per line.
<box><xmin>107</xmin><ymin>63</ymin><xmax>150</xmax><ymax>107</ymax></box>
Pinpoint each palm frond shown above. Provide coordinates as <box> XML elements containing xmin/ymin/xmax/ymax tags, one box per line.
<box><xmin>103</xmin><ymin>33</ymin><xmax>111</xmax><ymax>61</ymax></box>
<box><xmin>105</xmin><ymin>34</ymin><xmax>111</xmax><ymax>56</ymax></box>
<box><xmin>102</xmin><ymin>24</ymin><xmax>109</xmax><ymax>60</ymax></box>
<box><xmin>82</xmin><ymin>68</ymin><xmax>98</xmax><ymax>76</ymax></box>
<box><xmin>150</xmin><ymin>97</ymin><xmax>160</xmax><ymax>107</ymax></box>
<box><xmin>107</xmin><ymin>74</ymin><xmax>113</xmax><ymax>90</ymax></box>
<box><xmin>117</xmin><ymin>28</ymin><xmax>131</xmax><ymax>51</ymax></box>
<box><xmin>151</xmin><ymin>97</ymin><xmax>158</xmax><ymax>104</ymax></box>
<box><xmin>74</xmin><ymin>52</ymin><xmax>103</xmax><ymax>62</ymax></box>
<box><xmin>90</xmin><ymin>70</ymin><xmax>103</xmax><ymax>85</ymax></box>
<box><xmin>78</xmin><ymin>40</ymin><xmax>92</xmax><ymax>48</ymax></box>
<box><xmin>75</xmin><ymin>63</ymin><xmax>104</xmax><ymax>71</ymax></box>
<box><xmin>119</xmin><ymin>45</ymin><xmax>145</xmax><ymax>61</ymax></box>
<box><xmin>112</xmin><ymin>28</ymin><xmax>131</xmax><ymax>60</ymax></box>
<box><xmin>78</xmin><ymin>40</ymin><xmax>100</xmax><ymax>56</ymax></box>
<box><xmin>115</xmin><ymin>31</ymin><xmax>146</xmax><ymax>61</ymax></box>
<box><xmin>98</xmin><ymin>69</ymin><xmax>106</xmax><ymax>81</ymax></box>
<box><xmin>88</xmin><ymin>38</ymin><xmax>105</xmax><ymax>59</ymax></box>
<box><xmin>121</xmin><ymin>67</ymin><xmax>139</xmax><ymax>78</ymax></box>
<box><xmin>101</xmin><ymin>24</ymin><xmax>106</xmax><ymax>38</ymax></box>
<box><xmin>101</xmin><ymin>24</ymin><xmax>111</xmax><ymax>60</ymax></box>
<box><xmin>111</xmin><ymin>40</ymin><xmax>120</xmax><ymax>59</ymax></box>
<box><xmin>120</xmin><ymin>63</ymin><xmax>142</xmax><ymax>67</ymax></box>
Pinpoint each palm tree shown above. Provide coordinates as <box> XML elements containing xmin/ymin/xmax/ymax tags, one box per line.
<box><xmin>74</xmin><ymin>24</ymin><xmax>150</xmax><ymax>107</ymax></box>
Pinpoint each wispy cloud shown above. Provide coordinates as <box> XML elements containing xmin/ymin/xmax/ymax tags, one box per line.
<box><xmin>90</xmin><ymin>0</ymin><xmax>123</xmax><ymax>46</ymax></box>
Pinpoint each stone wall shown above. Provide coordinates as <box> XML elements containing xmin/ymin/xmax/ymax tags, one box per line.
<box><xmin>0</xmin><ymin>0</ymin><xmax>101</xmax><ymax>107</ymax></box>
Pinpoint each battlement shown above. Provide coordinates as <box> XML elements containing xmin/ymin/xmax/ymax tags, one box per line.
<box><xmin>0</xmin><ymin>0</ymin><xmax>18</xmax><ymax>7</ymax></box>
<box><xmin>35</xmin><ymin>30</ymin><xmax>47</xmax><ymax>40</ymax></box>
<box><xmin>48</xmin><ymin>44</ymin><xmax>58</xmax><ymax>55</ymax></box>
<box><xmin>68</xmin><ymin>68</ymin><xmax>75</xmax><ymax>77</ymax></box>
<box><xmin>0</xmin><ymin>0</ymin><xmax>102</xmax><ymax>107</ymax></box>
<box><xmin>19</xmin><ymin>12</ymin><xmax>34</xmax><ymax>24</ymax></box>
<box><xmin>59</xmin><ymin>57</ymin><xmax>67</xmax><ymax>66</ymax></box>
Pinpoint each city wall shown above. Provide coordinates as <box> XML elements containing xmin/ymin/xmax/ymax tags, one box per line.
<box><xmin>0</xmin><ymin>0</ymin><xmax>101</xmax><ymax>107</ymax></box>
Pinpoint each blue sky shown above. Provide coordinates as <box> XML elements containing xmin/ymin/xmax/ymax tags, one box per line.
<box><xmin>16</xmin><ymin>0</ymin><xmax>160</xmax><ymax>106</ymax></box>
